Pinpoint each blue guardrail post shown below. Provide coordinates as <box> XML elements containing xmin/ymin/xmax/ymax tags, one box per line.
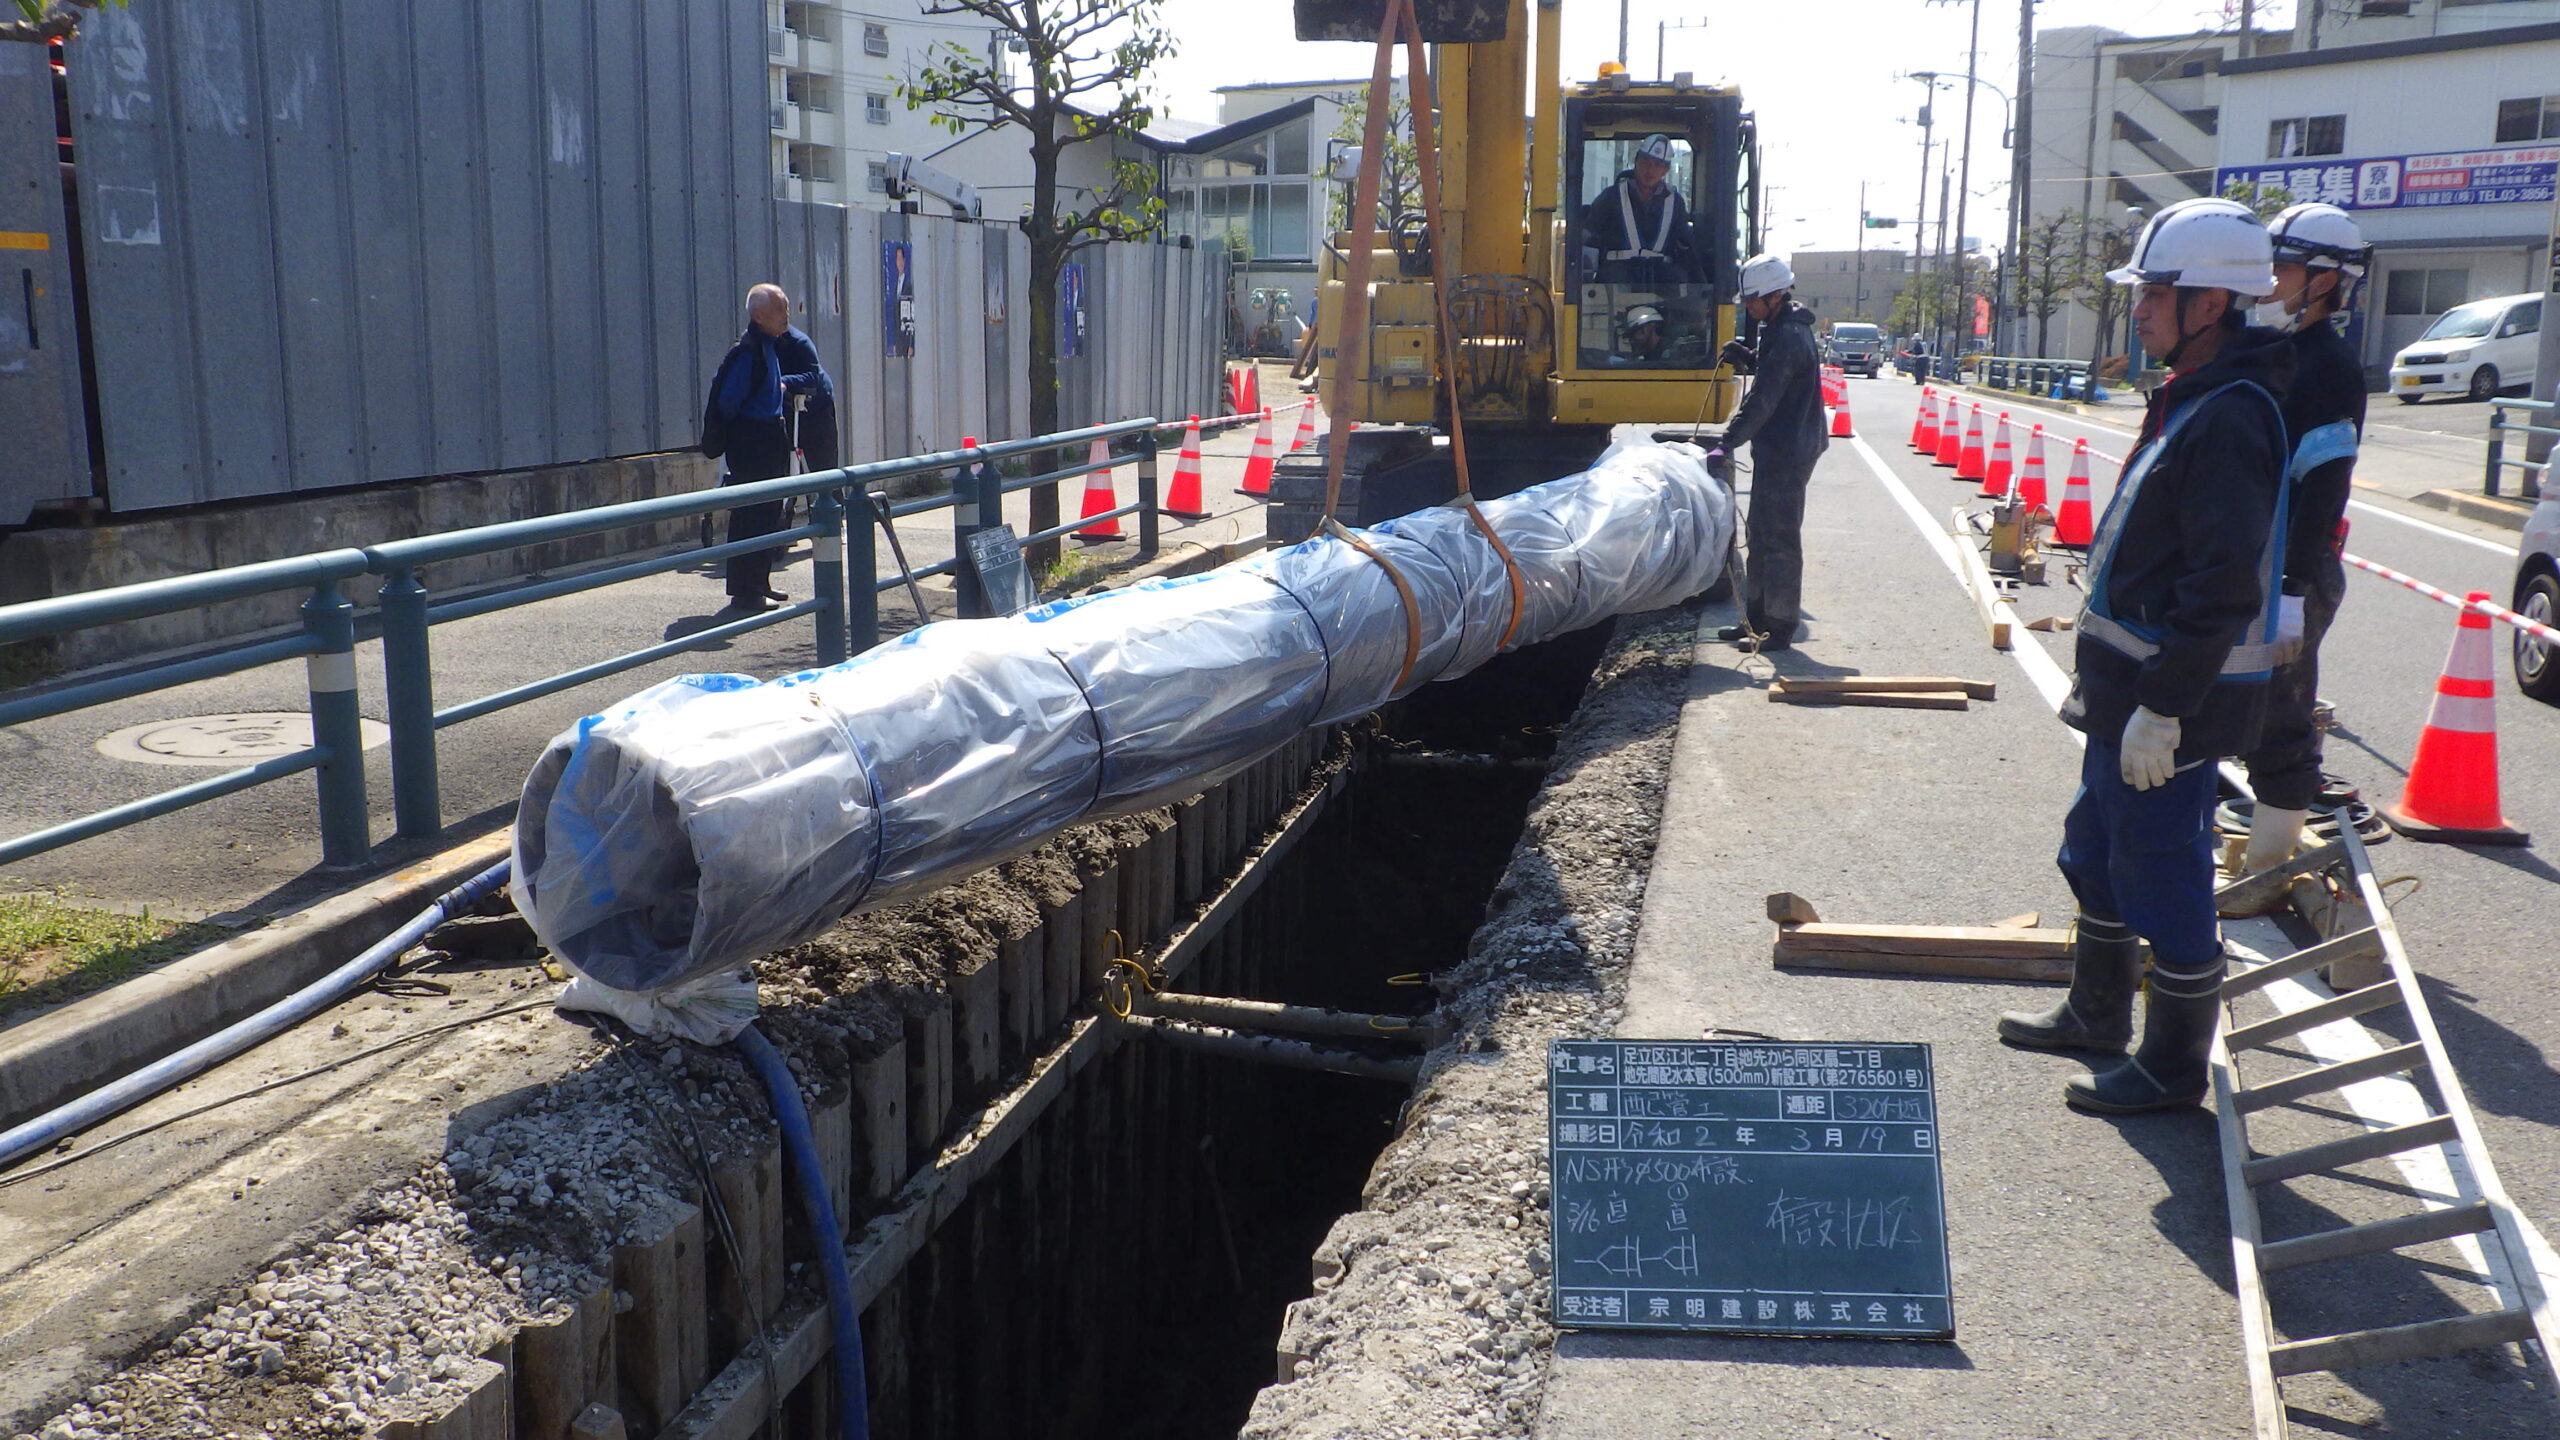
<box><xmin>849</xmin><ymin>493</ymin><xmax>880</xmax><ymax>654</ymax></box>
<box><xmin>300</xmin><ymin>577</ymin><xmax>371</xmax><ymax>866</ymax></box>
<box><xmin>952</xmin><ymin>439</ymin><xmax>986</xmax><ymax>618</ymax></box>
<box><xmin>1134</xmin><ymin>429</ymin><xmax>1161</xmax><ymax>560</ymax></box>
<box><xmin>379</xmin><ymin>567</ymin><xmax>442</xmax><ymax>840</ymax></box>
<box><xmin>811</xmin><ymin>487</ymin><xmax>847</xmax><ymax>665</ymax></box>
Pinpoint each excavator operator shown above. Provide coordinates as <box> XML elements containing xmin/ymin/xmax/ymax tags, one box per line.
<box><xmin>1580</xmin><ymin>134</ymin><xmax>1701</xmax><ymax>287</ymax></box>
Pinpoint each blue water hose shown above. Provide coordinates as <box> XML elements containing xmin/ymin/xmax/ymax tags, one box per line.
<box><xmin>734</xmin><ymin>1024</ymin><xmax>871</xmax><ymax>1440</ymax></box>
<box><xmin>0</xmin><ymin>857</ymin><xmax>515</xmax><ymax>1171</ymax></box>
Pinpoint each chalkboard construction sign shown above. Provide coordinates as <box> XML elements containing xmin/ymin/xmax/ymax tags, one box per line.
<box><xmin>1548</xmin><ymin>1039</ymin><xmax>1954</xmax><ymax>1340</ymax></box>
<box><xmin>963</xmin><ymin>524</ymin><xmax>1034</xmax><ymax>617</ymax></box>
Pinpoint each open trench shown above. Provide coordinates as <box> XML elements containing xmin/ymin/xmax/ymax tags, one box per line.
<box><xmin>3</xmin><ymin>623</ymin><xmax>1617</xmax><ymax>1440</ymax></box>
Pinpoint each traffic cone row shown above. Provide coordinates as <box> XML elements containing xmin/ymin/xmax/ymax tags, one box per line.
<box><xmin>1076</xmin><ymin>437</ymin><xmax>1123</xmax><ymax>540</ymax></box>
<box><xmin>1979</xmin><ymin>412</ymin><xmax>2013</xmax><ymax>498</ymax></box>
<box><xmin>2051</xmin><ymin>438</ymin><xmax>2094</xmax><ymax>547</ymax></box>
<box><xmin>1237</xmin><ymin>408</ymin><xmax>1277</xmax><ymax>496</ymax></box>
<box><xmin>1162</xmin><ymin>414</ymin><xmax>1208</xmax><ymax>519</ymax></box>
<box><xmin>2017</xmin><ymin>424</ymin><xmax>2049</xmax><ymax>512</ymax></box>
<box><xmin>1911</xmin><ymin>386</ymin><xmax>1937</xmax><ymax>452</ymax></box>
<box><xmin>1933</xmin><ymin>398</ymin><xmax>1962</xmax><ymax>467</ymax></box>
<box><xmin>1955</xmin><ymin>403</ymin><xmax>1988</xmax><ymax>482</ymax></box>
<box><xmin>2380</xmin><ymin>593</ymin><xmax>2530</xmax><ymax>845</ymax></box>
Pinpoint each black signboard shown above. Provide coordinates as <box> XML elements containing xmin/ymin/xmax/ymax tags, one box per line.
<box><xmin>963</xmin><ymin>524</ymin><xmax>1033</xmax><ymax>617</ymax></box>
<box><xmin>1548</xmin><ymin>1039</ymin><xmax>1953</xmax><ymax>1339</ymax></box>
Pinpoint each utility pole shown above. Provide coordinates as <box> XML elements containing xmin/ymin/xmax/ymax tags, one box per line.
<box><xmin>1855</xmin><ymin>181</ymin><xmax>1868</xmax><ymax>320</ymax></box>
<box><xmin>2238</xmin><ymin>0</ymin><xmax>2255</xmax><ymax>59</ymax></box>
<box><xmin>2012</xmin><ymin>0</ymin><xmax>2035</xmax><ymax>354</ymax></box>
<box><xmin>1909</xmin><ymin>73</ymin><xmax>1941</xmax><ymax>343</ymax></box>
<box><xmin>1950</xmin><ymin>0</ymin><xmax>1983</xmax><ymax>366</ymax></box>
<box><xmin>1618</xmin><ymin>0</ymin><xmax>1629</xmax><ymax>66</ymax></box>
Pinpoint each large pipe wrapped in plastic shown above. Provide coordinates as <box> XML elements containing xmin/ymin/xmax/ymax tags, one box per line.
<box><xmin>513</xmin><ymin>440</ymin><xmax>1731</xmax><ymax>996</ymax></box>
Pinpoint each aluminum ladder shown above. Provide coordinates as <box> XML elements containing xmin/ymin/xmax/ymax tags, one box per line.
<box><xmin>2209</xmin><ymin>825</ymin><xmax>2560</xmax><ymax>1437</ymax></box>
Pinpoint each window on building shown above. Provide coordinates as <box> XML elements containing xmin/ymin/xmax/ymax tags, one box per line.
<box><xmin>2357</xmin><ymin>0</ymin><xmax>2412</xmax><ymax>14</ymax></box>
<box><xmin>782</xmin><ymin>3</ymin><xmax>828</xmax><ymax>40</ymax></box>
<box><xmin>2384</xmin><ymin>267</ymin><xmax>2471</xmax><ymax>317</ymax></box>
<box><xmin>787</xmin><ymin>143</ymin><xmax>833</xmax><ymax>184</ymax></box>
<box><xmin>2267</xmin><ymin>114</ymin><xmax>2344</xmax><ymax>159</ymax></box>
<box><xmin>863</xmin><ymin>22</ymin><xmax>889</xmax><ymax>57</ymax></box>
<box><xmin>785</xmin><ymin>73</ymin><xmax>830</xmax><ymax>112</ymax></box>
<box><xmin>867</xmin><ymin>93</ymin><xmax>890</xmax><ymax>125</ymax></box>
<box><xmin>2115</xmin><ymin>50</ymin><xmax>2221</xmax><ymax>83</ymax></box>
<box><xmin>2496</xmin><ymin>95</ymin><xmax>2560</xmax><ymax>144</ymax></box>
<box><xmin>868</xmin><ymin>160</ymin><xmax>890</xmax><ymax>193</ymax></box>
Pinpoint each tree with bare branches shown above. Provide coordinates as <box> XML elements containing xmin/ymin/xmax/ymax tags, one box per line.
<box><xmin>2017</xmin><ymin>211</ymin><xmax>2079</xmax><ymax>357</ymax></box>
<box><xmin>904</xmin><ymin>0</ymin><xmax>1175</xmax><ymax>560</ymax></box>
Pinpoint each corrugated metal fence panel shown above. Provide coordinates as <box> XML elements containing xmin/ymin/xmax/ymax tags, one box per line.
<box><xmin>843</xmin><ymin>207</ymin><xmax>886</xmax><ymax>466</ymax></box>
<box><xmin>0</xmin><ymin>41</ymin><xmax>92</xmax><ymax>525</ymax></box>
<box><xmin>61</xmin><ymin>0</ymin><xmax>772</xmax><ymax>513</ymax></box>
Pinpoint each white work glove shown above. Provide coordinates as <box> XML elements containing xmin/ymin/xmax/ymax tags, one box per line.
<box><xmin>2271</xmin><ymin>593</ymin><xmax>2306</xmax><ymax>666</ymax></box>
<box><xmin>1703</xmin><ymin>447</ymin><xmax>1733</xmax><ymax>481</ymax></box>
<box><xmin>2120</xmin><ymin>706</ymin><xmax>2181</xmax><ymax>791</ymax></box>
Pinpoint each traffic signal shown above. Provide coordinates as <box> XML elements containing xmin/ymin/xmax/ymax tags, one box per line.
<box><xmin>1863</xmin><ymin>216</ymin><xmax>1900</xmax><ymax>229</ymax></box>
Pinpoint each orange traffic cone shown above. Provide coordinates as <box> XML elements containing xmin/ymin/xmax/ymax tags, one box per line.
<box><xmin>1980</xmin><ymin>412</ymin><xmax>2014</xmax><ymax>497</ymax></box>
<box><xmin>1289</xmin><ymin>400</ymin><xmax>1318</xmax><ymax>452</ymax></box>
<box><xmin>2017</xmin><ymin>424</ymin><xmax>2050</xmax><ymax>512</ymax></box>
<box><xmin>1237</xmin><ymin>408</ymin><xmax>1277</xmax><ymax>496</ymax></box>
<box><xmin>2051</xmin><ymin>438</ymin><xmax>2095</xmax><ymax>546</ymax></box>
<box><xmin>2379</xmin><ymin>594</ymin><xmax>2530</xmax><ymax>845</ymax></box>
<box><xmin>1241</xmin><ymin>366</ymin><xmax>1261</xmax><ymax>414</ymax></box>
<box><xmin>1075</xmin><ymin>438</ymin><xmax>1124</xmax><ymax>539</ymax></box>
<box><xmin>1830</xmin><ymin>392</ymin><xmax>1855</xmax><ymax>438</ymax></box>
<box><xmin>1933</xmin><ymin>396</ymin><xmax>1963</xmax><ymax>467</ymax></box>
<box><xmin>1911</xmin><ymin>386</ymin><xmax>1936</xmax><ymax>452</ymax></box>
<box><xmin>1163</xmin><ymin>415</ymin><xmax>1208</xmax><ymax>518</ymax></box>
<box><xmin>1955</xmin><ymin>403</ymin><xmax>1988</xmax><ymax>482</ymax></box>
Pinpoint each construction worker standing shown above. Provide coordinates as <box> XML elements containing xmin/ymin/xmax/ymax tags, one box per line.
<box><xmin>1705</xmin><ymin>255</ymin><xmax>1826</xmax><ymax>651</ymax></box>
<box><xmin>1996</xmin><ymin>198</ymin><xmax>2295</xmax><ymax>1113</ymax></box>
<box><xmin>2232</xmin><ymin>203</ymin><xmax>2373</xmax><ymax>894</ymax></box>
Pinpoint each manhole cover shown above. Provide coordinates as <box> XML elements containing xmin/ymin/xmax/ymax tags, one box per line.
<box><xmin>96</xmin><ymin>713</ymin><xmax>392</xmax><ymax>767</ymax></box>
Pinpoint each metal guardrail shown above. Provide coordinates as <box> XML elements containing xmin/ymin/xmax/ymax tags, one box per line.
<box><xmin>2485</xmin><ymin>396</ymin><xmax>2553</xmax><ymax>502</ymax></box>
<box><xmin>0</xmin><ymin>419</ymin><xmax>1167</xmax><ymax>871</ymax></box>
<box><xmin>1975</xmin><ymin>354</ymin><xmax>2098</xmax><ymax>401</ymax></box>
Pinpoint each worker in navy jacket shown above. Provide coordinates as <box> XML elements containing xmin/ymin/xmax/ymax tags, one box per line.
<box><xmin>702</xmin><ymin>285</ymin><xmax>829</xmax><ymax>611</ymax></box>
<box><xmin>1703</xmin><ymin>254</ymin><xmax>1827</xmax><ymax>651</ymax></box>
<box><xmin>1998</xmin><ymin>198</ymin><xmax>2295</xmax><ymax>1115</ymax></box>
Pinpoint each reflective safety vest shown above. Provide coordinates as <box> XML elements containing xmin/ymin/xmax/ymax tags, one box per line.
<box><xmin>1605</xmin><ymin>180</ymin><xmax>1678</xmax><ymax>262</ymax></box>
<box><xmin>2076</xmin><ymin>380</ymin><xmax>2290</xmax><ymax>684</ymax></box>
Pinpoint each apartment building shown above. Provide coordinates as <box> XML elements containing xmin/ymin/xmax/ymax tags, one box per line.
<box><xmin>768</xmin><ymin>0</ymin><xmax>1011</xmax><ymax>205</ymax></box>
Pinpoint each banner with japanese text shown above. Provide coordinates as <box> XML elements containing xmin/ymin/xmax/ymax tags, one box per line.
<box><xmin>2218</xmin><ymin>144</ymin><xmax>2559</xmax><ymax>212</ymax></box>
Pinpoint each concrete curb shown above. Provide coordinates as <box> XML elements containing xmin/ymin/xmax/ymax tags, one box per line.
<box><xmin>0</xmin><ymin>829</ymin><xmax>514</xmax><ymax>1134</ymax></box>
<box><xmin>2408</xmin><ymin>487</ymin><xmax>2534</xmax><ymax>533</ymax></box>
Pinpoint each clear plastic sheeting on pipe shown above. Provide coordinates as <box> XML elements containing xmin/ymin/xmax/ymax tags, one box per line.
<box><xmin>513</xmin><ymin>440</ymin><xmax>1732</xmax><ymax>997</ymax></box>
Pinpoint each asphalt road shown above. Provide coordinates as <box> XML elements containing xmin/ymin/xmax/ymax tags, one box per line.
<box><xmin>0</xmin><ymin>415</ymin><xmax>1286</xmax><ymax>924</ymax></box>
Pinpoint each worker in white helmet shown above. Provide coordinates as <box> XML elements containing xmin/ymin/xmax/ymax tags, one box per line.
<box><xmin>1579</xmin><ymin>134</ymin><xmax>1701</xmax><ymax>286</ymax></box>
<box><xmin>1997</xmin><ymin>196</ymin><xmax>2296</xmax><ymax>1114</ymax></box>
<box><xmin>1704</xmin><ymin>253</ymin><xmax>1827</xmax><ymax>651</ymax></box>
<box><xmin>2229</xmin><ymin>202</ymin><xmax>2374</xmax><ymax>901</ymax></box>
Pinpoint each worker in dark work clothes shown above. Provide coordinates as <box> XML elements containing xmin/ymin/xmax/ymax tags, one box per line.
<box><xmin>1997</xmin><ymin>197</ymin><xmax>2296</xmax><ymax>1113</ymax></box>
<box><xmin>702</xmin><ymin>285</ymin><xmax>820</xmax><ymax>612</ymax></box>
<box><xmin>2229</xmin><ymin>203</ymin><xmax>2372</xmax><ymax>899</ymax></box>
<box><xmin>1704</xmin><ymin>254</ymin><xmax>1826</xmax><ymax>651</ymax></box>
<box><xmin>1579</xmin><ymin>134</ymin><xmax>1701</xmax><ymax>287</ymax></box>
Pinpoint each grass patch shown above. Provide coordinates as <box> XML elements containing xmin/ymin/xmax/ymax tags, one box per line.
<box><xmin>1038</xmin><ymin>550</ymin><xmax>1105</xmax><ymax>595</ymax></box>
<box><xmin>0</xmin><ymin>894</ymin><xmax>225</xmax><ymax>1019</ymax></box>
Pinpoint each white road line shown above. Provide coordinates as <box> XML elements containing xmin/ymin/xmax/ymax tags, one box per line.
<box><xmin>1847</xmin><ymin>419</ymin><xmax>2560</xmax><ymax>1303</ymax></box>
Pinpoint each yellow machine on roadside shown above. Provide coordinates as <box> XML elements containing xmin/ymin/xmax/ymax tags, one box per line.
<box><xmin>1293</xmin><ymin>0</ymin><xmax>1761</xmax><ymax>503</ymax></box>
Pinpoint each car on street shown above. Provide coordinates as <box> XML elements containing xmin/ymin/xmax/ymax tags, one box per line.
<box><xmin>2388</xmin><ymin>293</ymin><xmax>2542</xmax><ymax>404</ymax></box>
<box><xmin>1826</xmin><ymin>322</ymin><xmax>1884</xmax><ymax>377</ymax></box>
<box><xmin>2518</xmin><ymin>486</ymin><xmax>2560</xmax><ymax>702</ymax></box>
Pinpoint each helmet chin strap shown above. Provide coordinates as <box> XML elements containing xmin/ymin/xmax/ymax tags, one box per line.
<box><xmin>2160</xmin><ymin>290</ymin><xmax>2218</xmax><ymax>372</ymax></box>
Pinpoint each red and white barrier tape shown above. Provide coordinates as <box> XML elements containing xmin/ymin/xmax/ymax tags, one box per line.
<box><xmin>2343</xmin><ymin>552</ymin><xmax>2560</xmax><ymax>647</ymax></box>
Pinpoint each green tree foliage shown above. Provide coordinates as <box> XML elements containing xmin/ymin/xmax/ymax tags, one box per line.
<box><xmin>2221</xmin><ymin>178</ymin><xmax>2296</xmax><ymax>220</ymax></box>
<box><xmin>904</xmin><ymin>0</ymin><xmax>1176</xmax><ymax>560</ymax></box>
<box><xmin>1327</xmin><ymin>84</ymin><xmax>1421</xmax><ymax>232</ymax></box>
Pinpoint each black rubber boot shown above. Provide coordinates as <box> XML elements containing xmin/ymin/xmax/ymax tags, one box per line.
<box><xmin>1997</xmin><ymin>915</ymin><xmax>2140</xmax><ymax>1052</ymax></box>
<box><xmin>2065</xmin><ymin>950</ymin><xmax>2228</xmax><ymax>1113</ymax></box>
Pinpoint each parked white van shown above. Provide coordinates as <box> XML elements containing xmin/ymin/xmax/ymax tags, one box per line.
<box><xmin>2388</xmin><ymin>293</ymin><xmax>2542</xmax><ymax>404</ymax></box>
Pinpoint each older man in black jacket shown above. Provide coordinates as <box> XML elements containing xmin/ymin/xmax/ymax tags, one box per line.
<box><xmin>1706</xmin><ymin>254</ymin><xmax>1827</xmax><ymax>651</ymax></box>
<box><xmin>1997</xmin><ymin>198</ymin><xmax>2295</xmax><ymax>1114</ymax></box>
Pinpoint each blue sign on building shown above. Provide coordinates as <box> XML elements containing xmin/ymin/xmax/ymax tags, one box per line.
<box><xmin>2218</xmin><ymin>144</ymin><xmax>2560</xmax><ymax>212</ymax></box>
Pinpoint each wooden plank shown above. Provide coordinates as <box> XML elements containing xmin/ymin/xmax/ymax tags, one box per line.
<box><xmin>1773</xmin><ymin>676</ymin><xmax>1996</xmax><ymax>699</ymax></box>
<box><xmin>952</xmin><ymin>956</ymin><xmax>1004</xmax><ymax>1105</ymax></box>
<box><xmin>424</xmin><ymin>1356</ymin><xmax>511</xmax><ymax>1440</ymax></box>
<box><xmin>1774</xmin><ymin>946</ymin><xmax>2071</xmax><ymax>984</ymax></box>
<box><xmin>514</xmin><ymin>1279</ymin><xmax>615</xmax><ymax>1440</ymax></box>
<box><xmin>1991</xmin><ymin>911</ymin><xmax>2040</xmax><ymax>929</ymax></box>
<box><xmin>1083</xmin><ymin>872</ymin><xmax>1122</xmax><ymax>992</ymax></box>
<box><xmin>997</xmin><ymin>928</ymin><xmax>1040</xmax><ymax>1067</ymax></box>
<box><xmin>1764</xmin><ymin>892</ymin><xmax>1821</xmax><ymax>925</ymax></box>
<box><xmin>1768</xmin><ymin>689</ymin><xmax>1969</xmax><ymax>711</ymax></box>
<box><xmin>611</xmin><ymin>1200</ymin><xmax>708</xmax><ymax>1440</ymax></box>
<box><xmin>2268</xmin><ymin>1307</ymin><xmax>2534</xmax><ymax>1377</ymax></box>
<box><xmin>906</xmin><ymin>1001</ymin><xmax>954</xmax><ymax>1158</ymax></box>
<box><xmin>705</xmin><ymin>1142</ymin><xmax>784</xmax><ymax>1366</ymax></box>
<box><xmin>851</xmin><ymin>1041</ymin><xmax>908</xmax><ymax>1205</ymax></box>
<box><xmin>1950</xmin><ymin>508</ymin><xmax>2013</xmax><ymax>650</ymax></box>
<box><xmin>2209</xmin><ymin>1040</ymin><xmax>2292</xmax><ymax>1440</ymax></box>
<box><xmin>567</xmin><ymin>1404</ymin><xmax>628</xmax><ymax>1440</ymax></box>
<box><xmin>1046</xmin><ymin>892</ymin><xmax>1086</xmax><ymax>1031</ymax></box>
<box><xmin>1176</xmin><ymin>794</ymin><xmax>1206</xmax><ymax>910</ymax></box>
<box><xmin>809</xmin><ymin>1089</ymin><xmax>853</xmax><ymax>1240</ymax></box>
<box><xmin>1777</xmin><ymin>922</ymin><xmax>2073</xmax><ymax>960</ymax></box>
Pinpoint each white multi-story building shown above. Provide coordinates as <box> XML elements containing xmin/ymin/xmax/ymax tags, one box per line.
<box><xmin>768</xmin><ymin>0</ymin><xmax>1013</xmax><ymax>206</ymax></box>
<box><xmin>1785</xmin><ymin>249</ymin><xmax>1915</xmax><ymax>326</ymax></box>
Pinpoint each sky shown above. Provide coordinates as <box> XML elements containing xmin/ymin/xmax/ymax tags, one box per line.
<box><xmin>1141</xmin><ymin>0</ymin><xmax>2293</xmax><ymax>258</ymax></box>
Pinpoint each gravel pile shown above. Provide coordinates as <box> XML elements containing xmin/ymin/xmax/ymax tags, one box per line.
<box><xmin>1242</xmin><ymin>604</ymin><xmax>1700</xmax><ymax>1440</ymax></box>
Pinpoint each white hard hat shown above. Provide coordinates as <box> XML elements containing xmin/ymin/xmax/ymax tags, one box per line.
<box><xmin>2107</xmin><ymin>197</ymin><xmax>2276</xmax><ymax>299</ymax></box>
<box><xmin>1636</xmin><ymin>134</ymin><xmax>1675</xmax><ymax>163</ymax></box>
<box><xmin>2267</xmin><ymin>201</ymin><xmax>2369</xmax><ymax>277</ymax></box>
<box><xmin>1739</xmin><ymin>253</ymin><xmax>1794</xmax><ymax>299</ymax></box>
<box><xmin>1621</xmin><ymin>304</ymin><xmax>1665</xmax><ymax>332</ymax></box>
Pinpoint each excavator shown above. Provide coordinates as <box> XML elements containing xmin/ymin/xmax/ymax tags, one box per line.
<box><xmin>1272</xmin><ymin>0</ymin><xmax>1762</xmax><ymax>541</ymax></box>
